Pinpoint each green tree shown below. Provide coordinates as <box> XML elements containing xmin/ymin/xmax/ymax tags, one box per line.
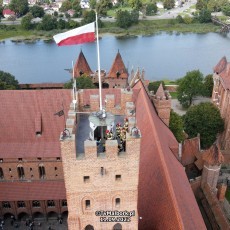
<box><xmin>202</xmin><ymin>74</ymin><xmax>213</xmax><ymax>97</ymax></box>
<box><xmin>222</xmin><ymin>3</ymin><xmax>230</xmax><ymax>16</ymax></box>
<box><xmin>169</xmin><ymin>110</ymin><xmax>185</xmax><ymax>142</ymax></box>
<box><xmin>163</xmin><ymin>0</ymin><xmax>175</xmax><ymax>10</ymax></box>
<box><xmin>128</xmin><ymin>0</ymin><xmax>142</xmax><ymax>9</ymax></box>
<box><xmin>198</xmin><ymin>8</ymin><xmax>212</xmax><ymax>23</ymax></box>
<box><xmin>60</xmin><ymin>0</ymin><xmax>72</xmax><ymax>12</ymax></box>
<box><xmin>146</xmin><ymin>3</ymin><xmax>158</xmax><ymax>16</ymax></box>
<box><xmin>9</xmin><ymin>0</ymin><xmax>29</xmax><ymax>16</ymax></box>
<box><xmin>177</xmin><ymin>70</ymin><xmax>204</xmax><ymax>108</ymax></box>
<box><xmin>0</xmin><ymin>71</ymin><xmax>19</xmax><ymax>89</ymax></box>
<box><xmin>176</xmin><ymin>15</ymin><xmax>184</xmax><ymax>23</ymax></box>
<box><xmin>96</xmin><ymin>0</ymin><xmax>113</xmax><ymax>16</ymax></box>
<box><xmin>76</xmin><ymin>75</ymin><xmax>95</xmax><ymax>89</ymax></box>
<box><xmin>184</xmin><ymin>102</ymin><xmax>224</xmax><ymax>149</ymax></box>
<box><xmin>21</xmin><ymin>13</ymin><xmax>33</xmax><ymax>30</ymax></box>
<box><xmin>116</xmin><ymin>10</ymin><xmax>132</xmax><ymax>28</ymax></box>
<box><xmin>40</xmin><ymin>15</ymin><xmax>57</xmax><ymax>30</ymax></box>
<box><xmin>57</xmin><ymin>18</ymin><xmax>67</xmax><ymax>29</ymax></box>
<box><xmin>90</xmin><ymin>0</ymin><xmax>97</xmax><ymax>9</ymax></box>
<box><xmin>196</xmin><ymin>0</ymin><xmax>208</xmax><ymax>10</ymax></box>
<box><xmin>81</xmin><ymin>10</ymin><xmax>96</xmax><ymax>24</ymax></box>
<box><xmin>148</xmin><ymin>81</ymin><xmax>166</xmax><ymax>93</ymax></box>
<box><xmin>130</xmin><ymin>9</ymin><xmax>139</xmax><ymax>24</ymax></box>
<box><xmin>29</xmin><ymin>5</ymin><xmax>44</xmax><ymax>18</ymax></box>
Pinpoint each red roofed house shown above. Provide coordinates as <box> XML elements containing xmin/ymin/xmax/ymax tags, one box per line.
<box><xmin>213</xmin><ymin>56</ymin><xmax>230</xmax><ymax>151</ymax></box>
<box><xmin>0</xmin><ymin>89</ymin><xmax>71</xmax><ymax>222</ymax></box>
<box><xmin>3</xmin><ymin>9</ymin><xmax>15</xmax><ymax>19</ymax></box>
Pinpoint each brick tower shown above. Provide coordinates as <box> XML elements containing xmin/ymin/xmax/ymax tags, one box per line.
<box><xmin>60</xmin><ymin>89</ymin><xmax>141</xmax><ymax>230</ymax></box>
<box><xmin>201</xmin><ymin>143</ymin><xmax>224</xmax><ymax>192</ymax></box>
<box><xmin>152</xmin><ymin>83</ymin><xmax>171</xmax><ymax>126</ymax></box>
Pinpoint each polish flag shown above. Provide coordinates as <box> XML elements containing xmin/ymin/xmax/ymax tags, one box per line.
<box><xmin>53</xmin><ymin>22</ymin><xmax>95</xmax><ymax>46</ymax></box>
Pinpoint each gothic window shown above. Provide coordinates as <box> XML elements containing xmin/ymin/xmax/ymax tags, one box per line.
<box><xmin>115</xmin><ymin>198</ymin><xmax>120</xmax><ymax>207</ymax></box>
<box><xmin>39</xmin><ymin>165</ymin><xmax>46</xmax><ymax>179</ymax></box>
<box><xmin>62</xmin><ymin>200</ymin><xmax>67</xmax><ymax>207</ymax></box>
<box><xmin>32</xmin><ymin>200</ymin><xmax>40</xmax><ymax>208</ymax></box>
<box><xmin>0</xmin><ymin>167</ymin><xmax>4</xmax><ymax>179</ymax></box>
<box><xmin>2</xmin><ymin>201</ymin><xmax>11</xmax><ymax>209</ymax></box>
<box><xmin>47</xmin><ymin>200</ymin><xmax>55</xmax><ymax>207</ymax></box>
<box><xmin>17</xmin><ymin>165</ymin><xmax>25</xmax><ymax>180</ymax></box>
<box><xmin>17</xmin><ymin>201</ymin><xmax>26</xmax><ymax>208</ymax></box>
<box><xmin>85</xmin><ymin>200</ymin><xmax>90</xmax><ymax>209</ymax></box>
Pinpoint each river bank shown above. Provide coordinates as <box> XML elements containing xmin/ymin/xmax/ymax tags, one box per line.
<box><xmin>0</xmin><ymin>19</ymin><xmax>221</xmax><ymax>42</ymax></box>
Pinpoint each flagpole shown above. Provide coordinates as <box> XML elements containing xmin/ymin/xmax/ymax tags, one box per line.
<box><xmin>95</xmin><ymin>12</ymin><xmax>103</xmax><ymax>111</ymax></box>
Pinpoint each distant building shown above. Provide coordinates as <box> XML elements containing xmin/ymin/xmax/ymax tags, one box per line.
<box><xmin>73</xmin><ymin>50</ymin><xmax>128</xmax><ymax>89</ymax></box>
<box><xmin>2</xmin><ymin>9</ymin><xmax>15</xmax><ymax>19</ymax></box>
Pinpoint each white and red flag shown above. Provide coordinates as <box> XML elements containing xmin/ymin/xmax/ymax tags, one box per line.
<box><xmin>53</xmin><ymin>22</ymin><xmax>95</xmax><ymax>46</ymax></box>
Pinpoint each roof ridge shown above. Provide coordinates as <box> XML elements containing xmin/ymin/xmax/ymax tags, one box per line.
<box><xmin>137</xmin><ymin>81</ymin><xmax>184</xmax><ymax>228</ymax></box>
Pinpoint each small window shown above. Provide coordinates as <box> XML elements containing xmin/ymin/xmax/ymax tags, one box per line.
<box><xmin>56</xmin><ymin>157</ymin><xmax>61</xmax><ymax>161</ymax></box>
<box><xmin>32</xmin><ymin>200</ymin><xmax>40</xmax><ymax>208</ymax></box>
<box><xmin>2</xmin><ymin>201</ymin><xmax>11</xmax><ymax>209</ymax></box>
<box><xmin>47</xmin><ymin>200</ymin><xmax>55</xmax><ymax>207</ymax></box>
<box><xmin>37</xmin><ymin>158</ymin><xmax>42</xmax><ymax>161</ymax></box>
<box><xmin>18</xmin><ymin>158</ymin><xmax>22</xmax><ymax>162</ymax></box>
<box><xmin>115</xmin><ymin>175</ymin><xmax>121</xmax><ymax>181</ymax></box>
<box><xmin>9</xmin><ymin>168</ymin><xmax>11</xmax><ymax>172</ymax></box>
<box><xmin>39</xmin><ymin>165</ymin><xmax>46</xmax><ymax>179</ymax></box>
<box><xmin>84</xmin><ymin>176</ymin><xmax>90</xmax><ymax>183</ymax></box>
<box><xmin>0</xmin><ymin>168</ymin><xmax>4</xmax><ymax>179</ymax></box>
<box><xmin>54</xmin><ymin>167</ymin><xmax>57</xmax><ymax>171</ymax></box>
<box><xmin>100</xmin><ymin>167</ymin><xmax>105</xmax><ymax>176</ymax></box>
<box><xmin>85</xmin><ymin>200</ymin><xmax>90</xmax><ymax>209</ymax></box>
<box><xmin>17</xmin><ymin>201</ymin><xmax>26</xmax><ymax>208</ymax></box>
<box><xmin>115</xmin><ymin>198</ymin><xmax>120</xmax><ymax>207</ymax></box>
<box><xmin>62</xmin><ymin>200</ymin><xmax>67</xmax><ymax>207</ymax></box>
<box><xmin>17</xmin><ymin>166</ymin><xmax>25</xmax><ymax>180</ymax></box>
<box><xmin>0</xmin><ymin>158</ymin><xmax>3</xmax><ymax>162</ymax></box>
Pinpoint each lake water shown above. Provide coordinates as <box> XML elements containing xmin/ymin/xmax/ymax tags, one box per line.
<box><xmin>0</xmin><ymin>32</ymin><xmax>230</xmax><ymax>84</ymax></box>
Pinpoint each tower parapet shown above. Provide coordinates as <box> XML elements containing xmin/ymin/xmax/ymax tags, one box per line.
<box><xmin>151</xmin><ymin>83</ymin><xmax>171</xmax><ymax>126</ymax></box>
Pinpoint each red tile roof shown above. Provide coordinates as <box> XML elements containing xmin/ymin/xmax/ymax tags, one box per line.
<box><xmin>214</xmin><ymin>57</ymin><xmax>230</xmax><ymax>89</ymax></box>
<box><xmin>133</xmin><ymin>80</ymin><xmax>206</xmax><ymax>229</ymax></box>
<box><xmin>74</xmin><ymin>50</ymin><xmax>93</xmax><ymax>78</ymax></box>
<box><xmin>0</xmin><ymin>181</ymin><xmax>66</xmax><ymax>201</ymax></box>
<box><xmin>202</xmin><ymin>143</ymin><xmax>224</xmax><ymax>166</ymax></box>
<box><xmin>214</xmin><ymin>56</ymin><xmax>227</xmax><ymax>74</ymax></box>
<box><xmin>182</xmin><ymin>137</ymin><xmax>200</xmax><ymax>166</ymax></box>
<box><xmin>107</xmin><ymin>51</ymin><xmax>128</xmax><ymax>79</ymax></box>
<box><xmin>155</xmin><ymin>83</ymin><xmax>165</xmax><ymax>98</ymax></box>
<box><xmin>3</xmin><ymin>9</ymin><xmax>15</xmax><ymax>16</ymax></box>
<box><xmin>0</xmin><ymin>90</ymin><xmax>72</xmax><ymax>158</ymax></box>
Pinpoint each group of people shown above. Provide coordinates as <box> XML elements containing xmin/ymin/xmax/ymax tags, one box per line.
<box><xmin>104</xmin><ymin>118</ymin><xmax>129</xmax><ymax>152</ymax></box>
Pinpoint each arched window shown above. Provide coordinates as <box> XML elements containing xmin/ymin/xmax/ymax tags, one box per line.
<box><xmin>17</xmin><ymin>201</ymin><xmax>26</xmax><ymax>208</ymax></box>
<box><xmin>0</xmin><ymin>167</ymin><xmax>4</xmax><ymax>179</ymax></box>
<box><xmin>32</xmin><ymin>200</ymin><xmax>40</xmax><ymax>208</ymax></box>
<box><xmin>2</xmin><ymin>201</ymin><xmax>11</xmax><ymax>209</ymax></box>
<box><xmin>85</xmin><ymin>225</ymin><xmax>94</xmax><ymax>230</ymax></box>
<box><xmin>47</xmin><ymin>200</ymin><xmax>55</xmax><ymax>207</ymax></box>
<box><xmin>61</xmin><ymin>200</ymin><xmax>67</xmax><ymax>207</ymax></box>
<box><xmin>38</xmin><ymin>164</ymin><xmax>46</xmax><ymax>179</ymax></box>
<box><xmin>17</xmin><ymin>165</ymin><xmax>25</xmax><ymax>180</ymax></box>
<box><xmin>113</xmin><ymin>223</ymin><xmax>122</xmax><ymax>230</ymax></box>
<box><xmin>115</xmin><ymin>198</ymin><xmax>120</xmax><ymax>207</ymax></box>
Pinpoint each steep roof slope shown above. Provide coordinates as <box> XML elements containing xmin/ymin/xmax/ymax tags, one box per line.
<box><xmin>107</xmin><ymin>51</ymin><xmax>128</xmax><ymax>79</ymax></box>
<box><xmin>133</xmin><ymin>80</ymin><xmax>206</xmax><ymax>230</ymax></box>
<box><xmin>0</xmin><ymin>89</ymin><xmax>72</xmax><ymax>158</ymax></box>
<box><xmin>74</xmin><ymin>50</ymin><xmax>93</xmax><ymax>78</ymax></box>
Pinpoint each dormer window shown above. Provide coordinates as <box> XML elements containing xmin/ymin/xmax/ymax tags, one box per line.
<box><xmin>116</xmin><ymin>71</ymin><xmax>120</xmax><ymax>79</ymax></box>
<box><xmin>79</xmin><ymin>70</ymin><xmax>84</xmax><ymax>76</ymax></box>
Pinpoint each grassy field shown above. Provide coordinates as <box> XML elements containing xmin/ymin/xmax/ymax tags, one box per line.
<box><xmin>0</xmin><ymin>19</ymin><xmax>221</xmax><ymax>41</ymax></box>
<box><xmin>169</xmin><ymin>92</ymin><xmax>178</xmax><ymax>99</ymax></box>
